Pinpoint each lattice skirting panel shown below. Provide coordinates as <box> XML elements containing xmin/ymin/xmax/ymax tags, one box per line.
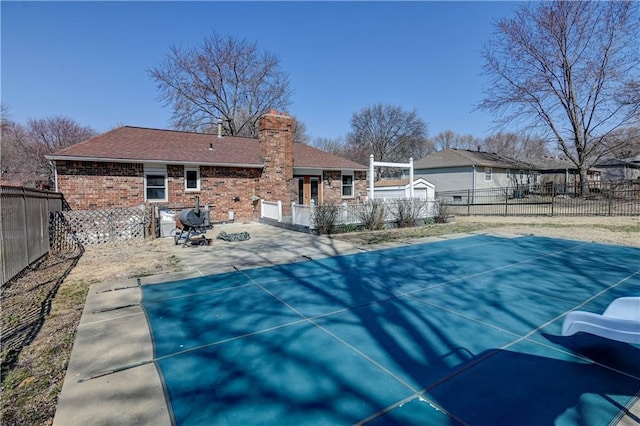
<box><xmin>55</xmin><ymin>207</ymin><xmax>152</xmax><ymax>246</ymax></box>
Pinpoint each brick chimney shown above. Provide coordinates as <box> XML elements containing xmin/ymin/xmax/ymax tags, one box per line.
<box><xmin>258</xmin><ymin>110</ymin><xmax>295</xmax><ymax>210</ymax></box>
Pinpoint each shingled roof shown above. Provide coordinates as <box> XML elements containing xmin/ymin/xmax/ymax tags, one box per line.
<box><xmin>293</xmin><ymin>143</ymin><xmax>367</xmax><ymax>170</ymax></box>
<box><xmin>414</xmin><ymin>148</ymin><xmax>533</xmax><ymax>170</ymax></box>
<box><xmin>527</xmin><ymin>155</ymin><xmax>578</xmax><ymax>171</ymax></box>
<box><xmin>48</xmin><ymin>126</ymin><xmax>367</xmax><ymax>170</ymax></box>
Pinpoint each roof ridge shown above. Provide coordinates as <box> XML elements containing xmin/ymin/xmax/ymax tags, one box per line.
<box><xmin>121</xmin><ymin>125</ymin><xmax>257</xmax><ymax>140</ymax></box>
<box><xmin>449</xmin><ymin>148</ymin><xmax>481</xmax><ymax>164</ymax></box>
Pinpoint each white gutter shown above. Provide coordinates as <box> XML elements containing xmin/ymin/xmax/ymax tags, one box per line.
<box><xmin>294</xmin><ymin>166</ymin><xmax>368</xmax><ymax>172</ymax></box>
<box><xmin>44</xmin><ymin>155</ymin><xmax>264</xmax><ymax>169</ymax></box>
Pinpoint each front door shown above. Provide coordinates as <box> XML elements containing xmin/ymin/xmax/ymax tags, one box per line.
<box><xmin>297</xmin><ymin>176</ymin><xmax>321</xmax><ymax>205</ymax></box>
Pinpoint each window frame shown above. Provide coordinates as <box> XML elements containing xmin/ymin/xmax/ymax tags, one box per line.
<box><xmin>184</xmin><ymin>167</ymin><xmax>200</xmax><ymax>192</ymax></box>
<box><xmin>484</xmin><ymin>167</ymin><xmax>493</xmax><ymax>182</ymax></box>
<box><xmin>341</xmin><ymin>172</ymin><xmax>354</xmax><ymax>198</ymax></box>
<box><xmin>144</xmin><ymin>172</ymin><xmax>168</xmax><ymax>202</ymax></box>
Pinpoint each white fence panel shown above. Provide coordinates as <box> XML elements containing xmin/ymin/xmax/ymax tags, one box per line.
<box><xmin>291</xmin><ymin>201</ymin><xmax>314</xmax><ymax>228</ymax></box>
<box><xmin>261</xmin><ymin>200</ymin><xmax>282</xmax><ymax>222</ymax></box>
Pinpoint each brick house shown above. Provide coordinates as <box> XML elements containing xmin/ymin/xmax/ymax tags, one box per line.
<box><xmin>46</xmin><ymin>111</ymin><xmax>368</xmax><ymax>222</ymax></box>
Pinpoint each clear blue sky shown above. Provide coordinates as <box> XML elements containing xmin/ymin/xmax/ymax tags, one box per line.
<box><xmin>2</xmin><ymin>1</ymin><xmax>521</xmax><ymax>141</ymax></box>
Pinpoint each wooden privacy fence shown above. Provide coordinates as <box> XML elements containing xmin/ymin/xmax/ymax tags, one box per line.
<box><xmin>1</xmin><ymin>186</ymin><xmax>64</xmax><ymax>285</ymax></box>
<box><xmin>1</xmin><ymin>185</ymin><xmax>153</xmax><ymax>285</ymax></box>
<box><xmin>438</xmin><ymin>181</ymin><xmax>640</xmax><ymax>217</ymax></box>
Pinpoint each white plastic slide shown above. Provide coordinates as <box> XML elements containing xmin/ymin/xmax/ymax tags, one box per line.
<box><xmin>561</xmin><ymin>297</ymin><xmax>640</xmax><ymax>344</ymax></box>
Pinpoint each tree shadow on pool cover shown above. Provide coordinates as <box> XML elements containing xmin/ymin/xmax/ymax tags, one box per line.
<box><xmin>406</xmin><ymin>336</ymin><xmax>640</xmax><ymax>426</ymax></box>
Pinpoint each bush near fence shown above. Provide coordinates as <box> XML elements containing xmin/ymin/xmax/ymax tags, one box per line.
<box><xmin>438</xmin><ymin>180</ymin><xmax>640</xmax><ymax>217</ymax></box>
<box><xmin>303</xmin><ymin>199</ymin><xmax>437</xmax><ymax>234</ymax></box>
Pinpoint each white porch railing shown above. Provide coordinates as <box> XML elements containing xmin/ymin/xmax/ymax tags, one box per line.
<box><xmin>260</xmin><ymin>200</ymin><xmax>282</xmax><ymax>222</ymax></box>
<box><xmin>262</xmin><ymin>199</ymin><xmax>438</xmax><ymax>229</ymax></box>
<box><xmin>291</xmin><ymin>200</ymin><xmax>314</xmax><ymax>228</ymax></box>
<box><xmin>291</xmin><ymin>200</ymin><xmax>438</xmax><ymax>229</ymax></box>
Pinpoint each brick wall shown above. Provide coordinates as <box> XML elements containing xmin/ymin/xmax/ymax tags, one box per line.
<box><xmin>257</xmin><ymin>110</ymin><xmax>295</xmax><ymax>215</ymax></box>
<box><xmin>55</xmin><ymin>161</ymin><xmax>144</xmax><ymax>209</ymax></box>
<box><xmin>167</xmin><ymin>165</ymin><xmax>261</xmax><ymax>222</ymax></box>
<box><xmin>321</xmin><ymin>170</ymin><xmax>368</xmax><ymax>204</ymax></box>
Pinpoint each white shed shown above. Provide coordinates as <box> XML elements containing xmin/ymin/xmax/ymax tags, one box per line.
<box><xmin>370</xmin><ymin>178</ymin><xmax>435</xmax><ymax>200</ymax></box>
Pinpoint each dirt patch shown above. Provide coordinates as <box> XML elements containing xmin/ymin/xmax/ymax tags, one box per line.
<box><xmin>65</xmin><ymin>238</ymin><xmax>183</xmax><ymax>284</ymax></box>
<box><xmin>0</xmin><ymin>238</ymin><xmax>184</xmax><ymax>426</ymax></box>
<box><xmin>1</xmin><ymin>217</ymin><xmax>638</xmax><ymax>425</ymax></box>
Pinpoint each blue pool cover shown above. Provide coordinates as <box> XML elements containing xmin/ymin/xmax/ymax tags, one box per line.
<box><xmin>142</xmin><ymin>235</ymin><xmax>640</xmax><ymax>425</ymax></box>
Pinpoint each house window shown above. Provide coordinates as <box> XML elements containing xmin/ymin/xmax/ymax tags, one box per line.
<box><xmin>342</xmin><ymin>173</ymin><xmax>354</xmax><ymax>198</ymax></box>
<box><xmin>185</xmin><ymin>168</ymin><xmax>200</xmax><ymax>191</ymax></box>
<box><xmin>484</xmin><ymin>167</ymin><xmax>492</xmax><ymax>182</ymax></box>
<box><xmin>145</xmin><ymin>173</ymin><xmax>167</xmax><ymax>202</ymax></box>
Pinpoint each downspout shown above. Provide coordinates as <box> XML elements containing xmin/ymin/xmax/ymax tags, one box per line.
<box><xmin>472</xmin><ymin>165</ymin><xmax>476</xmax><ymax>204</ymax></box>
<box><xmin>51</xmin><ymin>160</ymin><xmax>58</xmax><ymax>192</ymax></box>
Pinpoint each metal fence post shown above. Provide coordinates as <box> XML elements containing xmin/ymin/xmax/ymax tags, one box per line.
<box><xmin>505</xmin><ymin>188</ymin><xmax>509</xmax><ymax>216</ymax></box>
<box><xmin>467</xmin><ymin>189</ymin><xmax>471</xmax><ymax>216</ymax></box>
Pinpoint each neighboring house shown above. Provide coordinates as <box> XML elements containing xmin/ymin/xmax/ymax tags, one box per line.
<box><xmin>371</xmin><ymin>178</ymin><xmax>435</xmax><ymax>201</ymax></box>
<box><xmin>413</xmin><ymin>148</ymin><xmax>535</xmax><ymax>195</ymax></box>
<box><xmin>595</xmin><ymin>156</ymin><xmax>640</xmax><ymax>181</ymax></box>
<box><xmin>528</xmin><ymin>156</ymin><xmax>601</xmax><ymax>192</ymax></box>
<box><xmin>46</xmin><ymin>111</ymin><xmax>368</xmax><ymax>222</ymax></box>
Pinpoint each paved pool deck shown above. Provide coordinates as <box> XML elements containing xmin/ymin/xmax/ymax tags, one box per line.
<box><xmin>53</xmin><ymin>222</ymin><xmax>640</xmax><ymax>425</ymax></box>
<box><xmin>53</xmin><ymin>222</ymin><xmax>372</xmax><ymax>425</ymax></box>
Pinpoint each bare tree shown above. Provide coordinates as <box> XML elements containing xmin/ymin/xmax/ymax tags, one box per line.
<box><xmin>481</xmin><ymin>1</ymin><xmax>640</xmax><ymax>193</ymax></box>
<box><xmin>430</xmin><ymin>130</ymin><xmax>479</xmax><ymax>152</ymax></box>
<box><xmin>310</xmin><ymin>137</ymin><xmax>346</xmax><ymax>155</ymax></box>
<box><xmin>27</xmin><ymin>116</ymin><xmax>95</xmax><ymax>152</ymax></box>
<box><xmin>149</xmin><ymin>32</ymin><xmax>292</xmax><ymax>137</ymax></box>
<box><xmin>1</xmin><ymin>115</ymin><xmax>95</xmax><ymax>188</ymax></box>
<box><xmin>1</xmin><ymin>118</ymin><xmax>33</xmax><ymax>185</ymax></box>
<box><xmin>482</xmin><ymin>132</ymin><xmax>550</xmax><ymax>161</ymax></box>
<box><xmin>345</xmin><ymin>104</ymin><xmax>429</xmax><ymax>172</ymax></box>
<box><xmin>291</xmin><ymin>116</ymin><xmax>310</xmax><ymax>144</ymax></box>
<box><xmin>605</xmin><ymin>126</ymin><xmax>640</xmax><ymax>159</ymax></box>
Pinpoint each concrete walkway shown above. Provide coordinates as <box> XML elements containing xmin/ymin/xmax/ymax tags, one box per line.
<box><xmin>165</xmin><ymin>221</ymin><xmax>366</xmax><ymax>277</ymax></box>
<box><xmin>53</xmin><ymin>222</ymin><xmax>366</xmax><ymax>425</ymax></box>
